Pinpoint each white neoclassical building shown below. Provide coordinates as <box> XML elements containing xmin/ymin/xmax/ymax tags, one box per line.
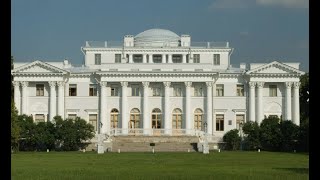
<box><xmin>12</xmin><ymin>28</ymin><xmax>305</xmax><ymax>140</ymax></box>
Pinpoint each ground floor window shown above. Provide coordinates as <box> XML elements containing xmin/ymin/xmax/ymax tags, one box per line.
<box><xmin>152</xmin><ymin>108</ymin><xmax>162</xmax><ymax>129</ymax></box>
<box><xmin>236</xmin><ymin>114</ymin><xmax>245</xmax><ymax>130</ymax></box>
<box><xmin>89</xmin><ymin>114</ymin><xmax>98</xmax><ymax>131</ymax></box>
<box><xmin>216</xmin><ymin>114</ymin><xmax>224</xmax><ymax>131</ymax></box>
<box><xmin>130</xmin><ymin>108</ymin><xmax>140</xmax><ymax>128</ymax></box>
<box><xmin>34</xmin><ymin>114</ymin><xmax>45</xmax><ymax>123</ymax></box>
<box><xmin>194</xmin><ymin>108</ymin><xmax>203</xmax><ymax>130</ymax></box>
<box><xmin>172</xmin><ymin>108</ymin><xmax>182</xmax><ymax>129</ymax></box>
<box><xmin>110</xmin><ymin>108</ymin><xmax>119</xmax><ymax>128</ymax></box>
<box><xmin>68</xmin><ymin>114</ymin><xmax>77</xmax><ymax>120</ymax></box>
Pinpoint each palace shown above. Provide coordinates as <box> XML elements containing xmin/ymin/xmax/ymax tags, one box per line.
<box><xmin>12</xmin><ymin>28</ymin><xmax>304</xmax><ymax>144</ymax></box>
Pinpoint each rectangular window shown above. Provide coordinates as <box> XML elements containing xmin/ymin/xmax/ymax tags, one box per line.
<box><xmin>95</xmin><ymin>54</ymin><xmax>101</xmax><ymax>65</ymax></box>
<box><xmin>89</xmin><ymin>114</ymin><xmax>98</xmax><ymax>131</ymax></box>
<box><xmin>131</xmin><ymin>87</ymin><xmax>140</xmax><ymax>96</ymax></box>
<box><xmin>89</xmin><ymin>84</ymin><xmax>97</xmax><ymax>96</ymax></box>
<box><xmin>174</xmin><ymin>87</ymin><xmax>182</xmax><ymax>97</ymax></box>
<box><xmin>68</xmin><ymin>114</ymin><xmax>77</xmax><ymax>120</ymax></box>
<box><xmin>236</xmin><ymin>114</ymin><xmax>245</xmax><ymax>130</ymax></box>
<box><xmin>133</xmin><ymin>54</ymin><xmax>143</xmax><ymax>63</ymax></box>
<box><xmin>36</xmin><ymin>84</ymin><xmax>44</xmax><ymax>96</ymax></box>
<box><xmin>111</xmin><ymin>87</ymin><xmax>119</xmax><ymax>96</ymax></box>
<box><xmin>194</xmin><ymin>86</ymin><xmax>203</xmax><ymax>97</ymax></box>
<box><xmin>115</xmin><ymin>54</ymin><xmax>121</xmax><ymax>63</ymax></box>
<box><xmin>193</xmin><ymin>54</ymin><xmax>200</xmax><ymax>63</ymax></box>
<box><xmin>34</xmin><ymin>114</ymin><xmax>45</xmax><ymax>123</ymax></box>
<box><xmin>214</xmin><ymin>54</ymin><xmax>220</xmax><ymax>65</ymax></box>
<box><xmin>153</xmin><ymin>55</ymin><xmax>162</xmax><ymax>63</ymax></box>
<box><xmin>69</xmin><ymin>84</ymin><xmax>77</xmax><ymax>96</ymax></box>
<box><xmin>216</xmin><ymin>114</ymin><xmax>224</xmax><ymax>131</ymax></box>
<box><xmin>237</xmin><ymin>84</ymin><xmax>244</xmax><ymax>96</ymax></box>
<box><xmin>269</xmin><ymin>85</ymin><xmax>277</xmax><ymax>97</ymax></box>
<box><xmin>172</xmin><ymin>55</ymin><xmax>182</xmax><ymax>63</ymax></box>
<box><xmin>152</xmin><ymin>87</ymin><xmax>161</xmax><ymax>96</ymax></box>
<box><xmin>216</xmin><ymin>84</ymin><xmax>224</xmax><ymax>96</ymax></box>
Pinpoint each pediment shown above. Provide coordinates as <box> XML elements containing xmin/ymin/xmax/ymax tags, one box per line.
<box><xmin>12</xmin><ymin>60</ymin><xmax>68</xmax><ymax>74</ymax></box>
<box><xmin>246</xmin><ymin>61</ymin><xmax>304</xmax><ymax>75</ymax></box>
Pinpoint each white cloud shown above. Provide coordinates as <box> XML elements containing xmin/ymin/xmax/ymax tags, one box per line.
<box><xmin>209</xmin><ymin>0</ymin><xmax>254</xmax><ymax>9</ymax></box>
<box><xmin>256</xmin><ymin>0</ymin><xmax>309</xmax><ymax>8</ymax></box>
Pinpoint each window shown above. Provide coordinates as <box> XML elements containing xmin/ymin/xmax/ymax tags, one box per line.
<box><xmin>152</xmin><ymin>108</ymin><xmax>162</xmax><ymax>129</ymax></box>
<box><xmin>214</xmin><ymin>54</ymin><xmax>220</xmax><ymax>65</ymax></box>
<box><xmin>133</xmin><ymin>55</ymin><xmax>143</xmax><ymax>63</ymax></box>
<box><xmin>110</xmin><ymin>109</ymin><xmax>119</xmax><ymax>128</ymax></box>
<box><xmin>269</xmin><ymin>85</ymin><xmax>277</xmax><ymax>97</ymax></box>
<box><xmin>36</xmin><ymin>84</ymin><xmax>44</xmax><ymax>96</ymax></box>
<box><xmin>68</xmin><ymin>114</ymin><xmax>77</xmax><ymax>120</ymax></box>
<box><xmin>194</xmin><ymin>109</ymin><xmax>203</xmax><ymax>130</ymax></box>
<box><xmin>89</xmin><ymin>84</ymin><xmax>97</xmax><ymax>96</ymax></box>
<box><xmin>111</xmin><ymin>87</ymin><xmax>119</xmax><ymax>96</ymax></box>
<box><xmin>236</xmin><ymin>115</ymin><xmax>245</xmax><ymax>130</ymax></box>
<box><xmin>153</xmin><ymin>87</ymin><xmax>161</xmax><ymax>96</ymax></box>
<box><xmin>172</xmin><ymin>108</ymin><xmax>182</xmax><ymax>129</ymax></box>
<box><xmin>216</xmin><ymin>84</ymin><xmax>224</xmax><ymax>96</ymax></box>
<box><xmin>115</xmin><ymin>54</ymin><xmax>121</xmax><ymax>63</ymax></box>
<box><xmin>172</xmin><ymin>55</ymin><xmax>182</xmax><ymax>63</ymax></box>
<box><xmin>95</xmin><ymin>54</ymin><xmax>101</xmax><ymax>65</ymax></box>
<box><xmin>174</xmin><ymin>86</ymin><xmax>182</xmax><ymax>97</ymax></box>
<box><xmin>153</xmin><ymin>55</ymin><xmax>162</xmax><ymax>63</ymax></box>
<box><xmin>216</xmin><ymin>114</ymin><xmax>224</xmax><ymax>131</ymax></box>
<box><xmin>132</xmin><ymin>86</ymin><xmax>140</xmax><ymax>96</ymax></box>
<box><xmin>130</xmin><ymin>108</ymin><xmax>140</xmax><ymax>129</ymax></box>
<box><xmin>193</xmin><ymin>54</ymin><xmax>200</xmax><ymax>63</ymax></box>
<box><xmin>69</xmin><ymin>84</ymin><xmax>77</xmax><ymax>96</ymax></box>
<box><xmin>89</xmin><ymin>114</ymin><xmax>98</xmax><ymax>131</ymax></box>
<box><xmin>34</xmin><ymin>114</ymin><xmax>45</xmax><ymax>123</ymax></box>
<box><xmin>194</xmin><ymin>86</ymin><xmax>203</xmax><ymax>97</ymax></box>
<box><xmin>237</xmin><ymin>84</ymin><xmax>244</xmax><ymax>96</ymax></box>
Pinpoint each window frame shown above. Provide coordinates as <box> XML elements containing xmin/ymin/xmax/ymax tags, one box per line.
<box><xmin>152</xmin><ymin>87</ymin><xmax>161</xmax><ymax>96</ymax></box>
<box><xmin>69</xmin><ymin>84</ymin><xmax>77</xmax><ymax>96</ymax></box>
<box><xmin>36</xmin><ymin>84</ymin><xmax>44</xmax><ymax>96</ymax></box>
<box><xmin>115</xmin><ymin>54</ymin><xmax>121</xmax><ymax>63</ymax></box>
<box><xmin>173</xmin><ymin>86</ymin><xmax>182</xmax><ymax>97</ymax></box>
<box><xmin>95</xmin><ymin>54</ymin><xmax>101</xmax><ymax>65</ymax></box>
<box><xmin>89</xmin><ymin>84</ymin><xmax>98</xmax><ymax>96</ymax></box>
<box><xmin>131</xmin><ymin>86</ymin><xmax>140</xmax><ymax>96</ymax></box>
<box><xmin>193</xmin><ymin>54</ymin><xmax>200</xmax><ymax>63</ymax></box>
<box><xmin>172</xmin><ymin>55</ymin><xmax>182</xmax><ymax>63</ymax></box>
<box><xmin>153</xmin><ymin>55</ymin><xmax>162</xmax><ymax>63</ymax></box>
<box><xmin>34</xmin><ymin>114</ymin><xmax>45</xmax><ymax>123</ymax></box>
<box><xmin>194</xmin><ymin>86</ymin><xmax>203</xmax><ymax>97</ymax></box>
<box><xmin>236</xmin><ymin>84</ymin><xmax>245</xmax><ymax>96</ymax></box>
<box><xmin>133</xmin><ymin>54</ymin><xmax>143</xmax><ymax>63</ymax></box>
<box><xmin>111</xmin><ymin>87</ymin><xmax>119</xmax><ymax>96</ymax></box>
<box><xmin>89</xmin><ymin>114</ymin><xmax>98</xmax><ymax>132</ymax></box>
<box><xmin>269</xmin><ymin>85</ymin><xmax>277</xmax><ymax>97</ymax></box>
<box><xmin>216</xmin><ymin>114</ymin><xmax>224</xmax><ymax>131</ymax></box>
<box><xmin>216</xmin><ymin>84</ymin><xmax>224</xmax><ymax>97</ymax></box>
<box><xmin>213</xmin><ymin>54</ymin><xmax>220</xmax><ymax>65</ymax></box>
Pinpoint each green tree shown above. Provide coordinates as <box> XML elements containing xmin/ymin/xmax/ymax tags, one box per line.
<box><xmin>223</xmin><ymin>129</ymin><xmax>241</xmax><ymax>150</ymax></box>
<box><xmin>300</xmin><ymin>73</ymin><xmax>309</xmax><ymax>122</ymax></box>
<box><xmin>260</xmin><ymin>117</ymin><xmax>282</xmax><ymax>151</ymax></box>
<box><xmin>17</xmin><ymin>114</ymin><xmax>37</xmax><ymax>151</ymax></box>
<box><xmin>279</xmin><ymin>120</ymin><xmax>299</xmax><ymax>151</ymax></box>
<box><xmin>242</xmin><ymin>121</ymin><xmax>261</xmax><ymax>150</ymax></box>
<box><xmin>11</xmin><ymin>100</ymin><xmax>20</xmax><ymax>151</ymax></box>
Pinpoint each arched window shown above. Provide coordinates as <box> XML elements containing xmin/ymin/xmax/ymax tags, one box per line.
<box><xmin>130</xmin><ymin>108</ymin><xmax>140</xmax><ymax>129</ymax></box>
<box><xmin>172</xmin><ymin>108</ymin><xmax>182</xmax><ymax>129</ymax></box>
<box><xmin>110</xmin><ymin>108</ymin><xmax>119</xmax><ymax>128</ymax></box>
<box><xmin>194</xmin><ymin>108</ymin><xmax>203</xmax><ymax>130</ymax></box>
<box><xmin>152</xmin><ymin>108</ymin><xmax>162</xmax><ymax>129</ymax></box>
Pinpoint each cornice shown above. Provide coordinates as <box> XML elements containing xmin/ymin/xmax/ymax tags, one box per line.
<box><xmin>97</xmin><ymin>71</ymin><xmax>217</xmax><ymax>78</ymax></box>
<box><xmin>82</xmin><ymin>48</ymin><xmax>231</xmax><ymax>53</ymax></box>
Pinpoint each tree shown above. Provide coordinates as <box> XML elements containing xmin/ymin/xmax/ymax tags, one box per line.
<box><xmin>17</xmin><ymin>114</ymin><xmax>37</xmax><ymax>151</ymax></box>
<box><xmin>300</xmin><ymin>73</ymin><xmax>309</xmax><ymax>122</ymax></box>
<box><xmin>11</xmin><ymin>100</ymin><xmax>20</xmax><ymax>151</ymax></box>
<box><xmin>223</xmin><ymin>129</ymin><xmax>241</xmax><ymax>150</ymax></box>
<box><xmin>279</xmin><ymin>120</ymin><xmax>299</xmax><ymax>151</ymax></box>
<box><xmin>242</xmin><ymin>121</ymin><xmax>261</xmax><ymax>150</ymax></box>
<box><xmin>260</xmin><ymin>117</ymin><xmax>282</xmax><ymax>151</ymax></box>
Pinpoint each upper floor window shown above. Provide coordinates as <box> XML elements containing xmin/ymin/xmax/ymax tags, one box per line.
<box><xmin>115</xmin><ymin>54</ymin><xmax>121</xmax><ymax>63</ymax></box>
<box><xmin>133</xmin><ymin>55</ymin><xmax>143</xmax><ymax>63</ymax></box>
<box><xmin>214</xmin><ymin>54</ymin><xmax>220</xmax><ymax>65</ymax></box>
<box><xmin>69</xmin><ymin>84</ymin><xmax>77</xmax><ymax>96</ymax></box>
<box><xmin>153</xmin><ymin>87</ymin><xmax>161</xmax><ymax>96</ymax></box>
<box><xmin>237</xmin><ymin>84</ymin><xmax>244</xmax><ymax>96</ymax></box>
<box><xmin>216</xmin><ymin>84</ymin><xmax>224</xmax><ymax>96</ymax></box>
<box><xmin>193</xmin><ymin>54</ymin><xmax>200</xmax><ymax>63</ymax></box>
<box><xmin>95</xmin><ymin>54</ymin><xmax>101</xmax><ymax>65</ymax></box>
<box><xmin>174</xmin><ymin>86</ymin><xmax>182</xmax><ymax>97</ymax></box>
<box><xmin>89</xmin><ymin>84</ymin><xmax>97</xmax><ymax>96</ymax></box>
<box><xmin>111</xmin><ymin>87</ymin><xmax>119</xmax><ymax>96</ymax></box>
<box><xmin>269</xmin><ymin>85</ymin><xmax>277</xmax><ymax>97</ymax></box>
<box><xmin>172</xmin><ymin>55</ymin><xmax>182</xmax><ymax>63</ymax></box>
<box><xmin>132</xmin><ymin>86</ymin><xmax>140</xmax><ymax>96</ymax></box>
<box><xmin>36</xmin><ymin>84</ymin><xmax>44</xmax><ymax>96</ymax></box>
<box><xmin>153</xmin><ymin>55</ymin><xmax>162</xmax><ymax>63</ymax></box>
<box><xmin>194</xmin><ymin>86</ymin><xmax>203</xmax><ymax>97</ymax></box>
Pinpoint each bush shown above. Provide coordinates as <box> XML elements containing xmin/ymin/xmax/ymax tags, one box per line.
<box><xmin>242</xmin><ymin>121</ymin><xmax>261</xmax><ymax>150</ymax></box>
<box><xmin>223</xmin><ymin>129</ymin><xmax>241</xmax><ymax>150</ymax></box>
<box><xmin>260</xmin><ymin>117</ymin><xmax>282</xmax><ymax>151</ymax></box>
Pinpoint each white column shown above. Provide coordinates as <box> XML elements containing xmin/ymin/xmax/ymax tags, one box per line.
<box><xmin>182</xmin><ymin>54</ymin><xmax>187</xmax><ymax>63</ymax></box>
<box><xmin>121</xmin><ymin>81</ymin><xmax>128</xmax><ymax>134</ymax></box>
<box><xmin>142</xmin><ymin>82</ymin><xmax>150</xmax><ymax>135</ymax></box>
<box><xmin>185</xmin><ymin>82</ymin><xmax>192</xmax><ymax>134</ymax></box>
<box><xmin>206</xmin><ymin>82</ymin><xmax>213</xmax><ymax>135</ymax></box>
<box><xmin>168</xmin><ymin>54</ymin><xmax>172</xmax><ymax>63</ymax></box>
<box><xmin>100</xmin><ymin>82</ymin><xmax>108</xmax><ymax>134</ymax></box>
<box><xmin>285</xmin><ymin>82</ymin><xmax>292</xmax><ymax>121</ymax></box>
<box><xmin>128</xmin><ymin>54</ymin><xmax>133</xmax><ymax>63</ymax></box>
<box><xmin>143</xmin><ymin>54</ymin><xmax>147</xmax><ymax>63</ymax></box>
<box><xmin>293</xmin><ymin>82</ymin><xmax>300</xmax><ymax>125</ymax></box>
<box><xmin>256</xmin><ymin>82</ymin><xmax>264</xmax><ymax>124</ymax></box>
<box><xmin>164</xmin><ymin>82</ymin><xmax>171</xmax><ymax>135</ymax></box>
<box><xmin>57</xmin><ymin>82</ymin><xmax>65</xmax><ymax>119</ymax></box>
<box><xmin>162</xmin><ymin>54</ymin><xmax>166</xmax><ymax>63</ymax></box>
<box><xmin>249</xmin><ymin>82</ymin><xmax>256</xmax><ymax>122</ymax></box>
<box><xmin>48</xmin><ymin>81</ymin><xmax>57</xmax><ymax>122</ymax></box>
<box><xmin>20</xmin><ymin>82</ymin><xmax>29</xmax><ymax>115</ymax></box>
<box><xmin>13</xmin><ymin>81</ymin><xmax>21</xmax><ymax>114</ymax></box>
<box><xmin>149</xmin><ymin>54</ymin><xmax>153</xmax><ymax>63</ymax></box>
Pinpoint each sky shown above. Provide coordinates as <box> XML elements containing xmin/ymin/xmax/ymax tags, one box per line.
<box><xmin>11</xmin><ymin>0</ymin><xmax>309</xmax><ymax>72</ymax></box>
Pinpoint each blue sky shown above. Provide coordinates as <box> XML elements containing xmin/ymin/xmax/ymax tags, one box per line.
<box><xmin>11</xmin><ymin>0</ymin><xmax>309</xmax><ymax>72</ymax></box>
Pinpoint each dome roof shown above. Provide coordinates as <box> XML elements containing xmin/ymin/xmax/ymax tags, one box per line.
<box><xmin>134</xmin><ymin>29</ymin><xmax>180</xmax><ymax>47</ymax></box>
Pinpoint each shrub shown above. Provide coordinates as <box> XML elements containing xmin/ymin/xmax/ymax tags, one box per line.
<box><xmin>223</xmin><ymin>129</ymin><xmax>241</xmax><ymax>150</ymax></box>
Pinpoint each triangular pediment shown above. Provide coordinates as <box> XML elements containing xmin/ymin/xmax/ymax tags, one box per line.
<box><xmin>246</xmin><ymin>61</ymin><xmax>304</xmax><ymax>75</ymax></box>
<box><xmin>12</xmin><ymin>60</ymin><xmax>68</xmax><ymax>74</ymax></box>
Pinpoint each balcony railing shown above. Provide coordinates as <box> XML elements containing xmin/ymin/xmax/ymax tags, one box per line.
<box><xmin>109</xmin><ymin>128</ymin><xmax>205</xmax><ymax>137</ymax></box>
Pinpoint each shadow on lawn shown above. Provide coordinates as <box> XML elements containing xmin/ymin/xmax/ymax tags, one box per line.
<box><xmin>275</xmin><ymin>168</ymin><xmax>309</xmax><ymax>174</ymax></box>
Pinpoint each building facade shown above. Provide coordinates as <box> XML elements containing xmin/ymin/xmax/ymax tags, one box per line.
<box><xmin>12</xmin><ymin>28</ymin><xmax>304</xmax><ymax>140</ymax></box>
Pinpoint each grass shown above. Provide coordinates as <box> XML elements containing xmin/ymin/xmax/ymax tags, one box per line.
<box><xmin>11</xmin><ymin>151</ymin><xmax>309</xmax><ymax>180</ymax></box>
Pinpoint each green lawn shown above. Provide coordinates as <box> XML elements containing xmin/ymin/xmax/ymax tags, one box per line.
<box><xmin>11</xmin><ymin>151</ymin><xmax>309</xmax><ymax>180</ymax></box>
